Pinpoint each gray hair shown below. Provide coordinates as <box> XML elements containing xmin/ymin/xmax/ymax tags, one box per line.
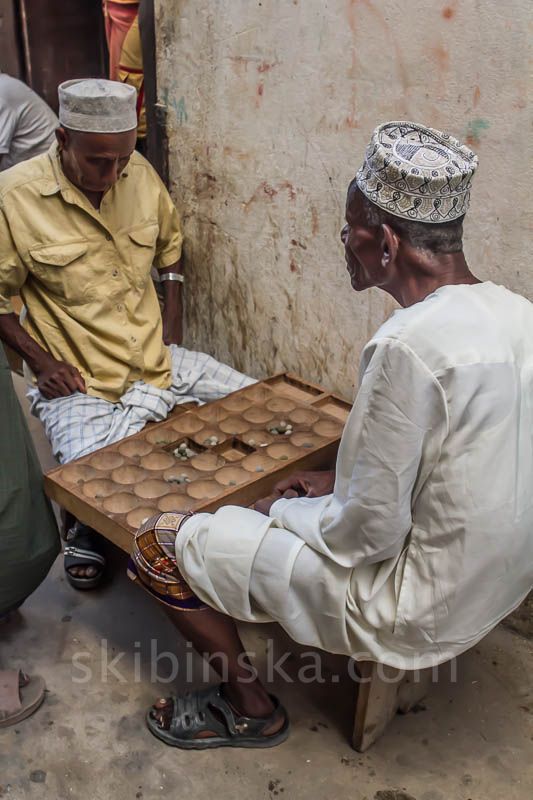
<box><xmin>353</xmin><ymin>184</ymin><xmax>465</xmax><ymax>254</ymax></box>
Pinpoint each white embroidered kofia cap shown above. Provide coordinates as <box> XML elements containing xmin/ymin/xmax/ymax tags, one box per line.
<box><xmin>356</xmin><ymin>121</ymin><xmax>478</xmax><ymax>223</ymax></box>
<box><xmin>58</xmin><ymin>78</ymin><xmax>137</xmax><ymax>134</ymax></box>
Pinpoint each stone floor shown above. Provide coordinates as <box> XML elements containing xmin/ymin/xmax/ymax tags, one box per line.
<box><xmin>1</xmin><ymin>375</ymin><xmax>532</xmax><ymax>800</ymax></box>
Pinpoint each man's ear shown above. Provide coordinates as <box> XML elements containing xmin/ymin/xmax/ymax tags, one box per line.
<box><xmin>55</xmin><ymin>127</ymin><xmax>69</xmax><ymax>151</ymax></box>
<box><xmin>380</xmin><ymin>223</ymin><xmax>399</xmax><ymax>268</ymax></box>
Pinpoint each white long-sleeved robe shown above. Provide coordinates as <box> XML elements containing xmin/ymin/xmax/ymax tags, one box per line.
<box><xmin>176</xmin><ymin>282</ymin><xmax>533</xmax><ymax>668</ymax></box>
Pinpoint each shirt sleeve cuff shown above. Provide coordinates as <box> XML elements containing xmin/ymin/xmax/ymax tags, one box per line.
<box><xmin>155</xmin><ymin>248</ymin><xmax>182</xmax><ymax>270</ymax></box>
<box><xmin>269</xmin><ymin>497</ymin><xmax>292</xmax><ymax>522</ymax></box>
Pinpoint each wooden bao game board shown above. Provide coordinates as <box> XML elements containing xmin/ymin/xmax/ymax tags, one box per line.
<box><xmin>44</xmin><ymin>374</ymin><xmax>351</xmax><ymax>552</ymax></box>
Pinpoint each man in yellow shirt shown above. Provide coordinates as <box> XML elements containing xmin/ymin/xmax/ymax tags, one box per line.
<box><xmin>0</xmin><ymin>78</ymin><xmax>253</xmax><ymax>589</ymax></box>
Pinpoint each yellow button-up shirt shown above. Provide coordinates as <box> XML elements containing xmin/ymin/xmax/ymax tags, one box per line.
<box><xmin>0</xmin><ymin>144</ymin><xmax>182</xmax><ymax>402</ymax></box>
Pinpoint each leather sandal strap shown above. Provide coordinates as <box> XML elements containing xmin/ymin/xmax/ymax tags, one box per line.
<box><xmin>0</xmin><ymin>670</ymin><xmax>22</xmax><ymax>717</ymax></box>
<box><xmin>167</xmin><ymin>685</ymin><xmax>283</xmax><ymax>741</ymax></box>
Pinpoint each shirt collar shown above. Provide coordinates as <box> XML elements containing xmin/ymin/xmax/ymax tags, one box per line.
<box><xmin>39</xmin><ymin>143</ymin><xmax>63</xmax><ymax>196</ymax></box>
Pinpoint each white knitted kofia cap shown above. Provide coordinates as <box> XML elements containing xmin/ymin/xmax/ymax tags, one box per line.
<box><xmin>356</xmin><ymin>121</ymin><xmax>478</xmax><ymax>223</ymax></box>
<box><xmin>58</xmin><ymin>78</ymin><xmax>137</xmax><ymax>134</ymax></box>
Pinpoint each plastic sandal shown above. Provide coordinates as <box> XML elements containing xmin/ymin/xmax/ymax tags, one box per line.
<box><xmin>146</xmin><ymin>684</ymin><xmax>289</xmax><ymax>749</ymax></box>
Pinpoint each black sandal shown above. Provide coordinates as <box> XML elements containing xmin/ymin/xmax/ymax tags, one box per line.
<box><xmin>63</xmin><ymin>522</ymin><xmax>106</xmax><ymax>590</ymax></box>
<box><xmin>146</xmin><ymin>684</ymin><xmax>289</xmax><ymax>750</ymax></box>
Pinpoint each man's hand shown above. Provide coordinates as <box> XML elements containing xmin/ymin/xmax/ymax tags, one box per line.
<box><xmin>162</xmin><ymin>306</ymin><xmax>183</xmax><ymax>346</ymax></box>
<box><xmin>254</xmin><ymin>489</ymin><xmax>300</xmax><ymax>516</ymax></box>
<box><xmin>274</xmin><ymin>469</ymin><xmax>336</xmax><ymax>499</ymax></box>
<box><xmin>35</xmin><ymin>356</ymin><xmax>86</xmax><ymax>399</ymax></box>
<box><xmin>253</xmin><ymin>470</ymin><xmax>336</xmax><ymax>515</ymax></box>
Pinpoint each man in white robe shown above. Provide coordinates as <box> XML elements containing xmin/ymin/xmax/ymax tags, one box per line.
<box><xmin>129</xmin><ymin>121</ymin><xmax>533</xmax><ymax>749</ymax></box>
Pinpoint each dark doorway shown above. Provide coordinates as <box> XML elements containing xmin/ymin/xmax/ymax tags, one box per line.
<box><xmin>0</xmin><ymin>0</ymin><xmax>107</xmax><ymax>113</ymax></box>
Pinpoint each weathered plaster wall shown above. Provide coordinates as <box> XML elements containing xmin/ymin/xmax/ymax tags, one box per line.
<box><xmin>155</xmin><ymin>0</ymin><xmax>532</xmax><ymax>398</ymax></box>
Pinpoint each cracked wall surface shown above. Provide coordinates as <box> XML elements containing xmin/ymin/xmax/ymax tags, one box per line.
<box><xmin>155</xmin><ymin>0</ymin><xmax>532</xmax><ymax>397</ymax></box>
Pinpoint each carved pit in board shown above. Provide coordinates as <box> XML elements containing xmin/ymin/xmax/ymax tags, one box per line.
<box><xmin>290</xmin><ymin>431</ymin><xmax>323</xmax><ymax>449</ymax></box>
<box><xmin>311</xmin><ymin>396</ymin><xmax>351</xmax><ymax>423</ymax></box>
<box><xmin>195</xmin><ymin>428</ymin><xmax>227</xmax><ymax>447</ymax></box>
<box><xmin>89</xmin><ymin>452</ymin><xmax>124</xmax><ymax>470</ymax></box>
<box><xmin>219</xmin><ymin>416</ymin><xmax>250</xmax><ymax>435</ymax></box>
<box><xmin>164</xmin><ymin>437</ymin><xmax>206</xmax><ymax>464</ymax></box>
<box><xmin>266</xmin><ymin>442</ymin><xmax>300</xmax><ymax>462</ymax></box>
<box><xmin>103</xmin><ymin>492</ymin><xmax>140</xmax><ymax>514</ymax></box>
<box><xmin>127</xmin><ymin>506</ymin><xmax>158</xmax><ymax>528</ymax></box>
<box><xmin>145</xmin><ymin>427</ymin><xmax>178</xmax><ymax>446</ymax></box>
<box><xmin>265</xmin><ymin>375</ymin><xmax>322</xmax><ymax>403</ymax></box>
<box><xmin>61</xmin><ymin>464</ymin><xmax>98</xmax><ymax>485</ymax></box>
<box><xmin>289</xmin><ymin>408</ymin><xmax>320</xmax><ymax>426</ymax></box>
<box><xmin>212</xmin><ymin>437</ymin><xmax>255</xmax><ymax>463</ymax></box>
<box><xmin>221</xmin><ymin>393</ymin><xmax>253</xmax><ymax>413</ymax></box>
<box><xmin>313</xmin><ymin>419</ymin><xmax>344</xmax><ymax>438</ymax></box>
<box><xmin>242</xmin><ymin>406</ymin><xmax>274</xmax><ymax>425</ymax></box>
<box><xmin>243</xmin><ymin>430</ymin><xmax>274</xmax><ymax>448</ymax></box>
<box><xmin>171</xmin><ymin>414</ymin><xmax>205</xmax><ymax>436</ymax></box>
<box><xmin>118</xmin><ymin>438</ymin><xmax>152</xmax><ymax>458</ymax></box>
<box><xmin>141</xmin><ymin>451</ymin><xmax>176</xmax><ymax>471</ymax></box>
<box><xmin>163</xmin><ymin>465</ymin><xmax>199</xmax><ymax>484</ymax></box>
<box><xmin>112</xmin><ymin>465</ymin><xmax>146</xmax><ymax>485</ymax></box>
<box><xmin>215</xmin><ymin>466</ymin><xmax>250</xmax><ymax>487</ymax></box>
<box><xmin>197</xmin><ymin>405</ymin><xmax>231</xmax><ymax>425</ymax></box>
<box><xmin>158</xmin><ymin>494</ymin><xmax>197</xmax><ymax>513</ymax></box>
<box><xmin>190</xmin><ymin>452</ymin><xmax>226</xmax><ymax>472</ymax></box>
<box><xmin>243</xmin><ymin>385</ymin><xmax>275</xmax><ymax>404</ymax></box>
<box><xmin>135</xmin><ymin>479</ymin><xmax>171</xmax><ymax>500</ymax></box>
<box><xmin>241</xmin><ymin>452</ymin><xmax>275</xmax><ymax>474</ymax></box>
<box><xmin>266</xmin><ymin>396</ymin><xmax>297</xmax><ymax>413</ymax></box>
<box><xmin>187</xmin><ymin>480</ymin><xmax>221</xmax><ymax>500</ymax></box>
<box><xmin>82</xmin><ymin>478</ymin><xmax>117</xmax><ymax>499</ymax></box>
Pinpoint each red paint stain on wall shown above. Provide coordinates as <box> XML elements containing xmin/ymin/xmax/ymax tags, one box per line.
<box><xmin>433</xmin><ymin>44</ymin><xmax>449</xmax><ymax>70</ymax></box>
<box><xmin>473</xmin><ymin>86</ymin><xmax>481</xmax><ymax>107</ymax></box>
<box><xmin>244</xmin><ymin>181</ymin><xmax>298</xmax><ymax>211</ymax></box>
<box><xmin>257</xmin><ymin>60</ymin><xmax>278</xmax><ymax>74</ymax></box>
<box><xmin>230</xmin><ymin>55</ymin><xmax>253</xmax><ymax>73</ymax></box>
<box><xmin>442</xmin><ymin>6</ymin><xmax>454</xmax><ymax>19</ymax></box>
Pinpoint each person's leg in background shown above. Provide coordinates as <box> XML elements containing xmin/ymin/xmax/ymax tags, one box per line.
<box><xmin>0</xmin><ymin>346</ymin><xmax>60</xmax><ymax>727</ymax></box>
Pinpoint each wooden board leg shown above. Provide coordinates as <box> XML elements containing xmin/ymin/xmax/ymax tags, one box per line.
<box><xmin>397</xmin><ymin>667</ymin><xmax>432</xmax><ymax>713</ymax></box>
<box><xmin>352</xmin><ymin>663</ymin><xmax>435</xmax><ymax>751</ymax></box>
<box><xmin>352</xmin><ymin>661</ymin><xmax>403</xmax><ymax>752</ymax></box>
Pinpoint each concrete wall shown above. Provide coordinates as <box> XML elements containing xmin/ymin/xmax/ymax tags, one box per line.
<box><xmin>155</xmin><ymin>0</ymin><xmax>532</xmax><ymax>398</ymax></box>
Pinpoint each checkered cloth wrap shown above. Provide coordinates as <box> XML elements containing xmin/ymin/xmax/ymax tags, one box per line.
<box><xmin>127</xmin><ymin>511</ymin><xmax>207</xmax><ymax>611</ymax></box>
<box><xmin>27</xmin><ymin>345</ymin><xmax>255</xmax><ymax>464</ymax></box>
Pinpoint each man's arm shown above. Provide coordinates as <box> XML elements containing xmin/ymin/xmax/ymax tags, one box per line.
<box><xmin>153</xmin><ymin>166</ymin><xmax>184</xmax><ymax>345</ymax></box>
<box><xmin>159</xmin><ymin>259</ymin><xmax>183</xmax><ymax>346</ymax></box>
<box><xmin>0</xmin><ymin>312</ymin><xmax>86</xmax><ymax>397</ymax></box>
<box><xmin>264</xmin><ymin>340</ymin><xmax>447</xmax><ymax>566</ymax></box>
<box><xmin>0</xmin><ymin>206</ymin><xmax>85</xmax><ymax>398</ymax></box>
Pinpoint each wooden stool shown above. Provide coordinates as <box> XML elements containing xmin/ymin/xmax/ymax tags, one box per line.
<box><xmin>352</xmin><ymin>661</ymin><xmax>432</xmax><ymax>751</ymax></box>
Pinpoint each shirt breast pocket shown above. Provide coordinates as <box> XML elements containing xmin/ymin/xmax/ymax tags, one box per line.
<box><xmin>127</xmin><ymin>223</ymin><xmax>159</xmax><ymax>289</ymax></box>
<box><xmin>29</xmin><ymin>241</ymin><xmax>91</xmax><ymax>304</ymax></box>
